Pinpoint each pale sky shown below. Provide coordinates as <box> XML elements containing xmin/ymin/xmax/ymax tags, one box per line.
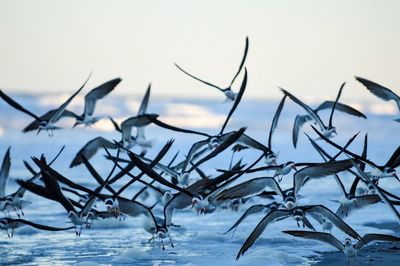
<box><xmin>0</xmin><ymin>0</ymin><xmax>399</xmax><ymax>101</ymax></box>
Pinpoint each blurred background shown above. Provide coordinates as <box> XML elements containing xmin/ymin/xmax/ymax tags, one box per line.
<box><xmin>0</xmin><ymin>0</ymin><xmax>399</xmax><ymax>103</ymax></box>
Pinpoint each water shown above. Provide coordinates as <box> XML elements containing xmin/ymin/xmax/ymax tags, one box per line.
<box><xmin>0</xmin><ymin>95</ymin><xmax>399</xmax><ymax>265</ymax></box>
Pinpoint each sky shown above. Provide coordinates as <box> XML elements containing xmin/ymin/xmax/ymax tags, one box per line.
<box><xmin>0</xmin><ymin>0</ymin><xmax>399</xmax><ymax>101</ymax></box>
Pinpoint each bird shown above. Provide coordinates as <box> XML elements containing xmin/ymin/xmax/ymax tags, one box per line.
<box><xmin>312</xmin><ymin>126</ymin><xmax>400</xmax><ymax>182</ymax></box>
<box><xmin>306</xmin><ymin>134</ymin><xmax>381</xmax><ymax>218</ymax></box>
<box><xmin>293</xmin><ymin>159</ymin><xmax>354</xmax><ymax>195</ymax></box>
<box><xmin>174</xmin><ymin>36</ymin><xmax>249</xmax><ymax>101</ymax></box>
<box><xmin>1</xmin><ymin>147</ymin><xmax>65</xmax><ymax>217</ymax></box>
<box><xmin>17</xmin><ymin>158</ymin><xmax>115</xmax><ymax>236</ymax></box>
<box><xmin>283</xmin><ymin>230</ymin><xmax>400</xmax><ymax>265</ymax></box>
<box><xmin>235</xmin><ymin>204</ymin><xmax>361</xmax><ymax>260</ymax></box>
<box><xmin>0</xmin><ymin>74</ymin><xmax>91</xmax><ymax>136</ymax></box>
<box><xmin>281</xmin><ymin>83</ymin><xmax>348</xmax><ymax>147</ymax></box>
<box><xmin>292</xmin><ymin>100</ymin><xmax>366</xmax><ymax>148</ymax></box>
<box><xmin>70</xmin><ymin>84</ymin><xmax>157</xmax><ymax>167</ymax></box>
<box><xmin>73</xmin><ymin>77</ymin><xmax>121</xmax><ymax>127</ymax></box>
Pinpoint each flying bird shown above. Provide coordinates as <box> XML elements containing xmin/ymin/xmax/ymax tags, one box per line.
<box><xmin>175</xmin><ymin>36</ymin><xmax>249</xmax><ymax>101</ymax></box>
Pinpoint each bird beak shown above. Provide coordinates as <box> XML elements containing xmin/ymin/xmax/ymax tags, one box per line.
<box><xmin>292</xmin><ymin>165</ymin><xmax>297</xmax><ymax>171</ymax></box>
<box><xmin>72</xmin><ymin>122</ymin><xmax>79</xmax><ymax>128</ymax></box>
<box><xmin>36</xmin><ymin>128</ymin><xmax>42</xmax><ymax>135</ymax></box>
<box><xmin>393</xmin><ymin>173</ymin><xmax>400</xmax><ymax>182</ymax></box>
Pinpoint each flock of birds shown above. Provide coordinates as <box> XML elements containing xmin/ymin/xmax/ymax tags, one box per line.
<box><xmin>1</xmin><ymin>37</ymin><xmax>400</xmax><ymax>265</ymax></box>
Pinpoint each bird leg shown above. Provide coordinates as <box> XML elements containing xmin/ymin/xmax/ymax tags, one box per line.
<box><xmin>168</xmin><ymin>233</ymin><xmax>174</xmax><ymax>248</ymax></box>
<box><xmin>160</xmin><ymin>238</ymin><xmax>165</xmax><ymax>251</ymax></box>
<box><xmin>12</xmin><ymin>206</ymin><xmax>20</xmax><ymax>218</ymax></box>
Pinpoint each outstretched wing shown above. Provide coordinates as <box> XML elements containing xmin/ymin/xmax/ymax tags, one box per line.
<box><xmin>355</xmin><ymin>76</ymin><xmax>400</xmax><ymax>110</ymax></box>
<box><xmin>0</xmin><ymin>147</ymin><xmax>11</xmax><ymax>198</ymax></box>
<box><xmin>236</xmin><ymin>210</ymin><xmax>291</xmax><ymax>260</ymax></box>
<box><xmin>282</xmin><ymin>230</ymin><xmax>344</xmax><ymax>252</ymax></box>
<box><xmin>70</xmin><ymin>137</ymin><xmax>117</xmax><ymax>167</ymax></box>
<box><xmin>137</xmin><ymin>83</ymin><xmax>151</xmax><ymax>115</ymax></box>
<box><xmin>355</xmin><ymin>233</ymin><xmax>400</xmax><ymax>250</ymax></box>
<box><xmin>49</xmin><ymin>73</ymin><xmax>91</xmax><ymax>123</ymax></box>
<box><xmin>229</xmin><ymin>36</ymin><xmax>249</xmax><ymax>87</ymax></box>
<box><xmin>219</xmin><ymin>68</ymin><xmax>248</xmax><ymax>134</ymax></box>
<box><xmin>0</xmin><ymin>90</ymin><xmax>40</xmax><ymax>120</ymax></box>
<box><xmin>84</xmin><ymin>78</ymin><xmax>121</xmax><ymax>117</ymax></box>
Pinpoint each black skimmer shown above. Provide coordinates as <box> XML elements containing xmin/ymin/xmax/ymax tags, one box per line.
<box><xmin>312</xmin><ymin>126</ymin><xmax>400</xmax><ymax>182</ymax></box>
<box><xmin>293</xmin><ymin>159</ymin><xmax>354</xmax><ymax>195</ymax></box>
<box><xmin>174</xmin><ymin>36</ymin><xmax>248</xmax><ymax>101</ymax></box>
<box><xmin>236</xmin><ymin>205</ymin><xmax>362</xmax><ymax>260</ymax></box>
<box><xmin>307</xmin><ymin>134</ymin><xmax>381</xmax><ymax>218</ymax></box>
<box><xmin>69</xmin><ymin>85</ymin><xmax>156</xmax><ymax>167</ymax></box>
<box><xmin>283</xmin><ymin>230</ymin><xmax>400</xmax><ymax>265</ymax></box>
<box><xmin>0</xmin><ymin>74</ymin><xmax>90</xmax><ymax>136</ymax></box>
<box><xmin>281</xmin><ymin>83</ymin><xmax>356</xmax><ymax>147</ymax></box>
<box><xmin>292</xmin><ymin>100</ymin><xmax>366</xmax><ymax>148</ymax></box>
<box><xmin>73</xmin><ymin>77</ymin><xmax>121</xmax><ymax>127</ymax></box>
<box><xmin>1</xmin><ymin>147</ymin><xmax>65</xmax><ymax>217</ymax></box>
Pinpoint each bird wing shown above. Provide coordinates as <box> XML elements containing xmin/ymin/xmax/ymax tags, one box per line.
<box><xmin>328</xmin><ymin>82</ymin><xmax>345</xmax><ymax>127</ymax></box>
<box><xmin>181</xmin><ymin>139</ymin><xmax>209</xmax><ymax>172</ymax></box>
<box><xmin>229</xmin><ymin>36</ymin><xmax>249</xmax><ymax>87</ymax></box>
<box><xmin>292</xmin><ymin>115</ymin><xmax>311</xmax><ymax>148</ymax></box>
<box><xmin>294</xmin><ymin>159</ymin><xmax>353</xmax><ymax>194</ymax></box>
<box><xmin>217</xmin><ymin>177</ymin><xmax>283</xmax><ymax>201</ymax></box>
<box><xmin>224</xmin><ymin>204</ymin><xmax>269</xmax><ymax>234</ymax></box>
<box><xmin>315</xmin><ymin>101</ymin><xmax>366</xmax><ymax>118</ymax></box>
<box><xmin>174</xmin><ymin>63</ymin><xmax>223</xmax><ymax>92</ymax></box>
<box><xmin>349</xmin><ymin>134</ymin><xmax>368</xmax><ymax>195</ymax></box>
<box><xmin>70</xmin><ymin>137</ymin><xmax>117</xmax><ymax>167</ymax></box>
<box><xmin>49</xmin><ymin>73</ymin><xmax>90</xmax><ymax>123</ymax></box>
<box><xmin>126</xmin><ymin>150</ymin><xmax>194</xmax><ymax>197</ymax></box>
<box><xmin>137</xmin><ymin>83</ymin><xmax>151</xmax><ymax>115</ymax></box>
<box><xmin>236</xmin><ymin>210</ymin><xmax>291</xmax><ymax>260</ymax></box>
<box><xmin>281</xmin><ymin>88</ymin><xmax>326</xmax><ymax>129</ymax></box>
<box><xmin>355</xmin><ymin>233</ymin><xmax>400</xmax><ymax>250</ymax></box>
<box><xmin>145</xmin><ymin>114</ymin><xmax>209</xmax><ymax>137</ymax></box>
<box><xmin>0</xmin><ymin>90</ymin><xmax>40</xmax><ymax>120</ymax></box>
<box><xmin>120</xmin><ymin>114</ymin><xmax>157</xmax><ymax>143</ymax></box>
<box><xmin>385</xmin><ymin>145</ymin><xmax>400</xmax><ymax>169</ymax></box>
<box><xmin>118</xmin><ymin>198</ymin><xmax>151</xmax><ymax>217</ymax></box>
<box><xmin>237</xmin><ymin>133</ymin><xmax>271</xmax><ymax>153</ymax></box>
<box><xmin>268</xmin><ymin>95</ymin><xmax>287</xmax><ymax>148</ymax></box>
<box><xmin>188</xmin><ymin>128</ymin><xmax>246</xmax><ymax>172</ymax></box>
<box><xmin>282</xmin><ymin>230</ymin><xmax>344</xmax><ymax>252</ymax></box>
<box><xmin>0</xmin><ymin>147</ymin><xmax>11</xmax><ymax>198</ymax></box>
<box><xmin>355</xmin><ymin>76</ymin><xmax>400</xmax><ymax>110</ymax></box>
<box><xmin>354</xmin><ymin>195</ymin><xmax>381</xmax><ymax>208</ymax></box>
<box><xmin>352</xmin><ymin>162</ymin><xmax>400</xmax><ymax>221</ymax></box>
<box><xmin>84</xmin><ymin>78</ymin><xmax>121</xmax><ymax>117</ymax></box>
<box><xmin>219</xmin><ymin>68</ymin><xmax>247</xmax><ymax>134</ymax></box>
<box><xmin>14</xmin><ymin>219</ymin><xmax>75</xmax><ymax>231</ymax></box>
<box><xmin>305</xmin><ymin>205</ymin><xmax>361</xmax><ymax>240</ymax></box>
